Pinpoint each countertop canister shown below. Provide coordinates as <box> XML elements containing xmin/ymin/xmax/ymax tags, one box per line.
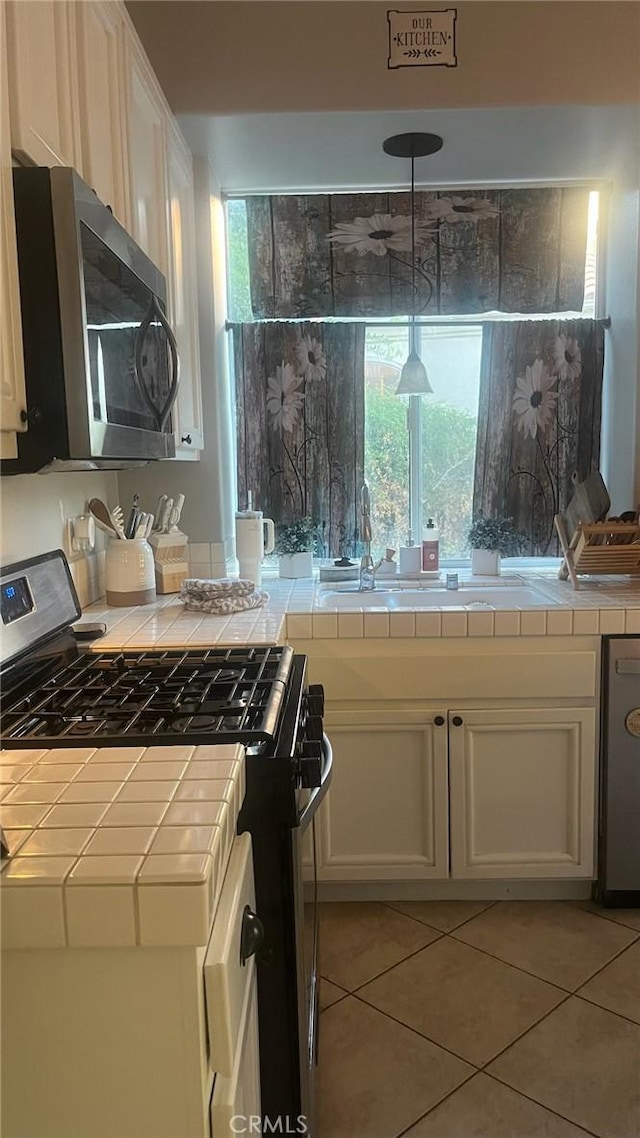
<box><xmin>105</xmin><ymin>538</ymin><xmax>156</xmax><ymax>606</ymax></box>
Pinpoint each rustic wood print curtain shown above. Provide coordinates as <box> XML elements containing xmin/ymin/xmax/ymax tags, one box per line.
<box><xmin>472</xmin><ymin>319</ymin><xmax>605</xmax><ymax>555</ymax></box>
<box><xmin>243</xmin><ymin>188</ymin><xmax>590</xmax><ymax>319</ymax></box>
<box><xmin>233</xmin><ymin>322</ymin><xmax>365</xmax><ymax>555</ymax></box>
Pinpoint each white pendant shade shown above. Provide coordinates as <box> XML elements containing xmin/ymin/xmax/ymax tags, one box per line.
<box><xmin>395</xmin><ymin>350</ymin><xmax>433</xmax><ymax>396</ymax></box>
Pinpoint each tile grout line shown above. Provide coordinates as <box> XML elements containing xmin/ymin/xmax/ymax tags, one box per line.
<box><xmin>573</xmin><ymin>990</ymin><xmax>640</xmax><ymax>1028</ymax></box>
<box><xmin>318</xmin><ymin>931</ymin><xmax>444</xmax><ymax>996</ymax></box>
<box><xmin>447</xmin><ymin>922</ymin><xmax>640</xmax><ymax>997</ymax></box>
<box><xmin>391</xmin><ymin>1067</ymin><xmax>480</xmax><ymax>1138</ymax></box>
<box><xmin>564</xmin><ymin>897</ymin><xmax>640</xmax><ymax>935</ymax></box>
<box><xmin>381</xmin><ymin>897</ymin><xmax>500</xmax><ymax>936</ymax></box>
<box><xmin>349</xmin><ymin>989</ymin><xmax>483</xmax><ymax>1071</ymax></box>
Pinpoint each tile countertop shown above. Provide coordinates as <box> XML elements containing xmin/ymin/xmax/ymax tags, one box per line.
<box><xmin>79</xmin><ymin>571</ymin><xmax>640</xmax><ymax>647</ymax></box>
<box><xmin>0</xmin><ymin>743</ymin><xmax>245</xmax><ymax>950</ymax></box>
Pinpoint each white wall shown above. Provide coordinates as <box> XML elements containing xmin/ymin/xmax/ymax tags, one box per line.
<box><xmin>0</xmin><ymin>470</ymin><xmax>117</xmax><ymax>605</ymax></box>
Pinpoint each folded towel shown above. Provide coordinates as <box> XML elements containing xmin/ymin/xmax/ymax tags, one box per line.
<box><xmin>180</xmin><ymin>577</ymin><xmax>269</xmax><ymax>615</ymax></box>
<box><xmin>180</xmin><ymin>577</ymin><xmax>256</xmax><ymax>600</ymax></box>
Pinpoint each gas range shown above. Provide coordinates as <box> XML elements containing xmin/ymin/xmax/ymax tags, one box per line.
<box><xmin>1</xmin><ymin>643</ymin><xmax>296</xmax><ymax>748</ymax></box>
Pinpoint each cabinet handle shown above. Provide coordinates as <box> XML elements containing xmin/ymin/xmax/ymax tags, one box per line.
<box><xmin>240</xmin><ymin>905</ymin><xmax>265</xmax><ymax>965</ymax></box>
<box><xmin>451</xmin><ymin>715</ymin><xmax>464</xmax><ymax>727</ymax></box>
<box><xmin>434</xmin><ymin>715</ymin><xmax>445</xmax><ymax>727</ymax></box>
<box><xmin>181</xmin><ymin>434</ymin><xmax>193</xmax><ymax>445</ymax></box>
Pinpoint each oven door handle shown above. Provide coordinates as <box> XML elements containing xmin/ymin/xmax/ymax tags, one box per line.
<box><xmin>298</xmin><ymin>734</ymin><xmax>333</xmax><ymax>830</ymax></box>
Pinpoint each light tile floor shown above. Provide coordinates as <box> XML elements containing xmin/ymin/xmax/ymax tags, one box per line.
<box><xmin>316</xmin><ymin>900</ymin><xmax>640</xmax><ymax>1138</ymax></box>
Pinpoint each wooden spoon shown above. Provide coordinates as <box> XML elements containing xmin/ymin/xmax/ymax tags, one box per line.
<box><xmin>89</xmin><ymin>498</ymin><xmax>122</xmax><ymax>539</ymax></box>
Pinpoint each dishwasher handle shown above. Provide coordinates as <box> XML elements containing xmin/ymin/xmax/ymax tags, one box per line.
<box><xmin>616</xmin><ymin>660</ymin><xmax>640</xmax><ymax>674</ymax></box>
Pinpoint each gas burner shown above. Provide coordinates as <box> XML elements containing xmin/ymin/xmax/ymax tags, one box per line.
<box><xmin>1</xmin><ymin>643</ymin><xmax>295</xmax><ymax>747</ymax></box>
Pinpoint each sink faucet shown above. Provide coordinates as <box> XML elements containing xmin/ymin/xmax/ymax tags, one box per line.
<box><xmin>358</xmin><ymin>484</ymin><xmax>397</xmax><ymax>590</ymax></box>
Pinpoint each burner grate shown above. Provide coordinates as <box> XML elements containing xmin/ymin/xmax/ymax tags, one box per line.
<box><xmin>1</xmin><ymin>645</ymin><xmax>294</xmax><ymax>747</ymax></box>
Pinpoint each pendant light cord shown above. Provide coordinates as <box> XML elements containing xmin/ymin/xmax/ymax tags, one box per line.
<box><xmin>410</xmin><ymin>149</ymin><xmax>416</xmax><ymax>356</ymax></box>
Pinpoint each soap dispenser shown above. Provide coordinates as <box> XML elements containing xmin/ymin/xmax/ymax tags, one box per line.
<box><xmin>422</xmin><ymin>518</ymin><xmax>440</xmax><ymax>572</ymax></box>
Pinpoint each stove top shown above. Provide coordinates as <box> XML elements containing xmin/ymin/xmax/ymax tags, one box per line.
<box><xmin>1</xmin><ymin>645</ymin><xmax>295</xmax><ymax>749</ymax></box>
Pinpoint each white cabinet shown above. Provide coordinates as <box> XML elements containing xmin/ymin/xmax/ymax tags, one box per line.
<box><xmin>74</xmin><ymin>1</ymin><xmax>129</xmax><ymax>225</ymax></box>
<box><xmin>5</xmin><ymin>0</ymin><xmax>79</xmax><ymax>168</ymax></box>
<box><xmin>0</xmin><ymin>0</ymin><xmax>27</xmax><ymax>458</ymax></box>
<box><xmin>166</xmin><ymin>120</ymin><xmax>204</xmax><ymax>457</ymax></box>
<box><xmin>449</xmin><ymin>707</ymin><xmax>597</xmax><ymax>879</ymax></box>
<box><xmin>308</xmin><ymin>642</ymin><xmax>599</xmax><ymax>886</ymax></box>
<box><xmin>125</xmin><ymin>35</ymin><xmax>168</xmax><ymax>274</ymax></box>
<box><xmin>318</xmin><ymin>708</ymin><xmax>449</xmax><ymax>882</ymax></box>
<box><xmin>318</xmin><ymin>703</ymin><xmax>596</xmax><ymax>885</ymax></box>
<box><xmin>210</xmin><ymin>972</ymin><xmax>261</xmax><ymax>1137</ymax></box>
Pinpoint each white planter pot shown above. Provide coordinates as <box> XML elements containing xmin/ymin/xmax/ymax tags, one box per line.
<box><xmin>471</xmin><ymin>548</ymin><xmax>501</xmax><ymax>576</ymax></box>
<box><xmin>278</xmin><ymin>551</ymin><xmax>314</xmax><ymax>579</ymax></box>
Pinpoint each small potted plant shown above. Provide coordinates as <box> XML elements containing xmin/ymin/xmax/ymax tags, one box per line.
<box><xmin>275</xmin><ymin>518</ymin><xmax>317</xmax><ymax>578</ymax></box>
<box><xmin>467</xmin><ymin>515</ymin><xmax>524</xmax><ymax>576</ymax></box>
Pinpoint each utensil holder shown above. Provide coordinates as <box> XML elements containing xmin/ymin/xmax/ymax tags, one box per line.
<box><xmin>105</xmin><ymin>539</ymin><xmax>156</xmax><ymax>606</ymax></box>
<box><xmin>148</xmin><ymin>530</ymin><xmax>189</xmax><ymax>594</ymax></box>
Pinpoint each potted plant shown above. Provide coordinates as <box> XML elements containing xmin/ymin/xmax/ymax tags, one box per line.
<box><xmin>275</xmin><ymin>518</ymin><xmax>317</xmax><ymax>578</ymax></box>
<box><xmin>467</xmin><ymin>515</ymin><xmax>524</xmax><ymax>576</ymax></box>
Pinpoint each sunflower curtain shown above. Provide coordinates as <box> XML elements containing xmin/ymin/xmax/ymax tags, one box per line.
<box><xmin>232</xmin><ymin>322</ymin><xmax>366</xmax><ymax>556</ymax></box>
<box><xmin>472</xmin><ymin>319</ymin><xmax>605</xmax><ymax>555</ymax></box>
<box><xmin>241</xmin><ymin>188</ymin><xmax>591</xmax><ymax>320</ymax></box>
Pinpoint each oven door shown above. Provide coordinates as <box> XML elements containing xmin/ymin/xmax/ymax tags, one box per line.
<box><xmin>291</xmin><ymin>734</ymin><xmax>333</xmax><ymax>1135</ymax></box>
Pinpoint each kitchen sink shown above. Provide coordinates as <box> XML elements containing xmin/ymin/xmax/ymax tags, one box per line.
<box><xmin>316</xmin><ymin>584</ymin><xmax>558</xmax><ymax>609</ymax></box>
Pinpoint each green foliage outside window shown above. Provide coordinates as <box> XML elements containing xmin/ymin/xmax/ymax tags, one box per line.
<box><xmin>366</xmin><ymin>389</ymin><xmax>477</xmax><ymax>558</ymax></box>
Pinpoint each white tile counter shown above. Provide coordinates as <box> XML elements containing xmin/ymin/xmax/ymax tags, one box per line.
<box><xmin>0</xmin><ymin>743</ymin><xmax>245</xmax><ymax>949</ymax></box>
<box><xmin>78</xmin><ymin>571</ymin><xmax>640</xmax><ymax>648</ymax></box>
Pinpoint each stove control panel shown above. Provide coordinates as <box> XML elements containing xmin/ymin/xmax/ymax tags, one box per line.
<box><xmin>1</xmin><ymin>576</ymin><xmax>34</xmax><ymax>625</ymax></box>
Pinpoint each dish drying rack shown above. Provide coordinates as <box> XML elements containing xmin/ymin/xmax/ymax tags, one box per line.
<box><xmin>555</xmin><ymin>515</ymin><xmax>640</xmax><ymax>589</ymax></box>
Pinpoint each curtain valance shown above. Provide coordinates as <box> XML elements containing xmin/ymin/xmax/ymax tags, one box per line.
<box><xmin>243</xmin><ymin>188</ymin><xmax>590</xmax><ymax>320</ymax></box>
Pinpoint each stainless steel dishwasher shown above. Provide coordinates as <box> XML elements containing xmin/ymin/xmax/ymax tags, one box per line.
<box><xmin>596</xmin><ymin>636</ymin><xmax>640</xmax><ymax>906</ymax></box>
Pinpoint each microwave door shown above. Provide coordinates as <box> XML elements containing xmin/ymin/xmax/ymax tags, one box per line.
<box><xmin>79</xmin><ymin>226</ymin><xmax>176</xmax><ymax>460</ymax></box>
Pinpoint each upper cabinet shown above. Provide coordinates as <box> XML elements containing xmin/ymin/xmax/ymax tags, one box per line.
<box><xmin>74</xmin><ymin>1</ymin><xmax>129</xmax><ymax>226</ymax></box>
<box><xmin>125</xmin><ymin>36</ymin><xmax>168</xmax><ymax>274</ymax></box>
<box><xmin>0</xmin><ymin>1</ymin><xmax>27</xmax><ymax>456</ymax></box>
<box><xmin>5</xmin><ymin>1</ymin><xmax>79</xmax><ymax>168</ymax></box>
<box><xmin>3</xmin><ymin>0</ymin><xmax>204</xmax><ymax>461</ymax></box>
<box><xmin>166</xmin><ymin>121</ymin><xmax>204</xmax><ymax>457</ymax></box>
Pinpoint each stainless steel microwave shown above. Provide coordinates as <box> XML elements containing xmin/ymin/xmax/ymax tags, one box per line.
<box><xmin>3</xmin><ymin>167</ymin><xmax>178</xmax><ymax>474</ymax></box>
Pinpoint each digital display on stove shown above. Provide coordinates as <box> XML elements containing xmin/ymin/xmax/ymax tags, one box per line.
<box><xmin>1</xmin><ymin>576</ymin><xmax>34</xmax><ymax>625</ymax></box>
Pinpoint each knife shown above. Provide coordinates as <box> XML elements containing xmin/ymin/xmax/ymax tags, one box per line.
<box><xmin>158</xmin><ymin>497</ymin><xmax>174</xmax><ymax>534</ymax></box>
<box><xmin>125</xmin><ymin>495</ymin><xmax>140</xmax><ymax>539</ymax></box>
<box><xmin>153</xmin><ymin>495</ymin><xmax>168</xmax><ymax>531</ymax></box>
<box><xmin>168</xmin><ymin>493</ymin><xmax>185</xmax><ymax>532</ymax></box>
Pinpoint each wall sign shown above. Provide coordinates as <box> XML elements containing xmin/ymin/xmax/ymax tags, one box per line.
<box><xmin>388</xmin><ymin>8</ymin><xmax>457</xmax><ymax>68</ymax></box>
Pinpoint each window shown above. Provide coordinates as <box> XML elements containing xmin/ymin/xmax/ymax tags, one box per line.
<box><xmin>226</xmin><ymin>189</ymin><xmax>602</xmax><ymax>561</ymax></box>
<box><xmin>365</xmin><ymin>323</ymin><xmax>482</xmax><ymax>557</ymax></box>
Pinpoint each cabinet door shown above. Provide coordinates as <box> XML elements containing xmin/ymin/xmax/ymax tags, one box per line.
<box><xmin>75</xmin><ymin>1</ymin><xmax>129</xmax><ymax>225</ymax></box>
<box><xmin>0</xmin><ymin>0</ymin><xmax>27</xmax><ymax>456</ymax></box>
<box><xmin>319</xmin><ymin>708</ymin><xmax>449</xmax><ymax>881</ymax></box>
<box><xmin>166</xmin><ymin>121</ymin><xmax>203</xmax><ymax>457</ymax></box>
<box><xmin>449</xmin><ymin>707</ymin><xmax>596</xmax><ymax>879</ymax></box>
<box><xmin>125</xmin><ymin>36</ymin><xmax>168</xmax><ymax>274</ymax></box>
<box><xmin>5</xmin><ymin>0</ymin><xmax>78</xmax><ymax>168</ymax></box>
<box><xmin>210</xmin><ymin>971</ymin><xmax>261</xmax><ymax>1137</ymax></box>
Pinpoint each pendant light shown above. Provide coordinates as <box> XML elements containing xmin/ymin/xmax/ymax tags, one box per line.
<box><xmin>383</xmin><ymin>132</ymin><xmax>443</xmax><ymax>395</ymax></box>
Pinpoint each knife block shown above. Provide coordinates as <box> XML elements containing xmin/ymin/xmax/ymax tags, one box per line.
<box><xmin>148</xmin><ymin>530</ymin><xmax>189</xmax><ymax>594</ymax></box>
